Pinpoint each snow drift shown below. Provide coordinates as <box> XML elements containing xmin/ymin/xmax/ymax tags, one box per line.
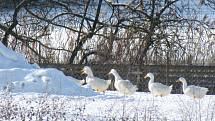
<box><xmin>0</xmin><ymin>42</ymin><xmax>97</xmax><ymax>96</ymax></box>
<box><xmin>0</xmin><ymin>42</ymin><xmax>38</xmax><ymax>69</ymax></box>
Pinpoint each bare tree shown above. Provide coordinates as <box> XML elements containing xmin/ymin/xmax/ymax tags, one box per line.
<box><xmin>0</xmin><ymin>0</ymin><xmax>214</xmax><ymax>65</ymax></box>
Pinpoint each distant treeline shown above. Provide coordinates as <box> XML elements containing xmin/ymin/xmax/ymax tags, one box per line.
<box><xmin>0</xmin><ymin>0</ymin><xmax>83</xmax><ymax>9</ymax></box>
<box><xmin>1</xmin><ymin>0</ymin><xmax>21</xmax><ymax>9</ymax></box>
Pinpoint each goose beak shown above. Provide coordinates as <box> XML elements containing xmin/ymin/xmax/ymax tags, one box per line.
<box><xmin>176</xmin><ymin>80</ymin><xmax>180</xmax><ymax>83</ymax></box>
<box><xmin>144</xmin><ymin>75</ymin><xmax>148</xmax><ymax>79</ymax></box>
<box><xmin>107</xmin><ymin>72</ymin><xmax>111</xmax><ymax>75</ymax></box>
<box><xmin>80</xmin><ymin>69</ymin><xmax>85</xmax><ymax>75</ymax></box>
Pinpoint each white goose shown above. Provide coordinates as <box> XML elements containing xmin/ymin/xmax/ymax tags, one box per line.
<box><xmin>177</xmin><ymin>77</ymin><xmax>208</xmax><ymax>99</ymax></box>
<box><xmin>81</xmin><ymin>66</ymin><xmax>111</xmax><ymax>93</ymax></box>
<box><xmin>144</xmin><ymin>73</ymin><xmax>172</xmax><ymax>97</ymax></box>
<box><xmin>108</xmin><ymin>69</ymin><xmax>138</xmax><ymax>95</ymax></box>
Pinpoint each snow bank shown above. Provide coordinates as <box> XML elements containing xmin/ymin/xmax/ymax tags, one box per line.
<box><xmin>0</xmin><ymin>42</ymin><xmax>38</xmax><ymax>69</ymax></box>
<box><xmin>0</xmin><ymin>68</ymin><xmax>97</xmax><ymax>96</ymax></box>
<box><xmin>0</xmin><ymin>42</ymin><xmax>97</xmax><ymax>96</ymax></box>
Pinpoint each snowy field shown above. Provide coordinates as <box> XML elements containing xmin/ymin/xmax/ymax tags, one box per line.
<box><xmin>0</xmin><ymin>91</ymin><xmax>215</xmax><ymax>121</ymax></box>
<box><xmin>0</xmin><ymin>41</ymin><xmax>214</xmax><ymax>121</ymax></box>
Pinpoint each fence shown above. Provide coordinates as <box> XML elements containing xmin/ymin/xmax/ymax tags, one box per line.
<box><xmin>39</xmin><ymin>64</ymin><xmax>215</xmax><ymax>94</ymax></box>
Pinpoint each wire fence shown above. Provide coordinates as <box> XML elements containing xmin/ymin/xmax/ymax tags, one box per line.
<box><xmin>40</xmin><ymin>64</ymin><xmax>215</xmax><ymax>94</ymax></box>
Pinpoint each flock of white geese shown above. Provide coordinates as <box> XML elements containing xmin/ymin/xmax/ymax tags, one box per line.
<box><xmin>81</xmin><ymin>66</ymin><xmax>209</xmax><ymax>99</ymax></box>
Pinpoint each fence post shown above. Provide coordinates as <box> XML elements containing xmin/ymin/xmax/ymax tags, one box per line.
<box><xmin>131</xmin><ymin>67</ymin><xmax>143</xmax><ymax>86</ymax></box>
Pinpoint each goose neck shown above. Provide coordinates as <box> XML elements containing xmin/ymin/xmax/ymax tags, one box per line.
<box><xmin>182</xmin><ymin>81</ymin><xmax>187</xmax><ymax>92</ymax></box>
<box><xmin>113</xmin><ymin>72</ymin><xmax>122</xmax><ymax>80</ymax></box>
<box><xmin>86</xmin><ymin>70</ymin><xmax>94</xmax><ymax>77</ymax></box>
<box><xmin>148</xmin><ymin>76</ymin><xmax>154</xmax><ymax>84</ymax></box>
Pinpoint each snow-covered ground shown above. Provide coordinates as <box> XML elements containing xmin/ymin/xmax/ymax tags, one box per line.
<box><xmin>0</xmin><ymin>91</ymin><xmax>214</xmax><ymax>121</ymax></box>
<box><xmin>0</xmin><ymin>41</ymin><xmax>214</xmax><ymax>121</ymax></box>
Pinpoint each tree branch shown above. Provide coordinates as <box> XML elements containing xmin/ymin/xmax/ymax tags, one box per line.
<box><xmin>2</xmin><ymin>0</ymin><xmax>33</xmax><ymax>47</ymax></box>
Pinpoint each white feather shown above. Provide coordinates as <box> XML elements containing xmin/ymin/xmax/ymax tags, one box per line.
<box><xmin>145</xmin><ymin>73</ymin><xmax>172</xmax><ymax>97</ymax></box>
<box><xmin>109</xmin><ymin>69</ymin><xmax>137</xmax><ymax>95</ymax></box>
<box><xmin>82</xmin><ymin>66</ymin><xmax>111</xmax><ymax>92</ymax></box>
<box><xmin>177</xmin><ymin>77</ymin><xmax>208</xmax><ymax>99</ymax></box>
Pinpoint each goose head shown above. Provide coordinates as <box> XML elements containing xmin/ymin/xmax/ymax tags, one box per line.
<box><xmin>176</xmin><ymin>77</ymin><xmax>186</xmax><ymax>83</ymax></box>
<box><xmin>81</xmin><ymin>66</ymin><xmax>94</xmax><ymax>76</ymax></box>
<box><xmin>108</xmin><ymin>69</ymin><xmax>122</xmax><ymax>80</ymax></box>
<box><xmin>108</xmin><ymin>69</ymin><xmax>118</xmax><ymax>75</ymax></box>
<box><xmin>144</xmin><ymin>73</ymin><xmax>154</xmax><ymax>79</ymax></box>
